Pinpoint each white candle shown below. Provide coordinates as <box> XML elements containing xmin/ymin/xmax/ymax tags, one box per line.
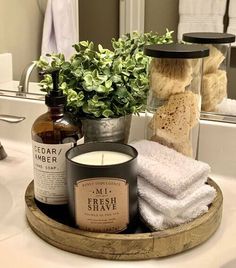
<box><xmin>71</xmin><ymin>151</ymin><xmax>132</xmax><ymax>165</ymax></box>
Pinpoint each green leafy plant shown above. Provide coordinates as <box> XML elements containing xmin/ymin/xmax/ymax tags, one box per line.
<box><xmin>37</xmin><ymin>30</ymin><xmax>173</xmax><ymax>118</ymax></box>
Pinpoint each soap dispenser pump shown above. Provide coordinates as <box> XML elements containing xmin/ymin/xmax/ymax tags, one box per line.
<box><xmin>31</xmin><ymin>69</ymin><xmax>83</xmax><ymax>211</ymax></box>
<box><xmin>44</xmin><ymin>69</ymin><xmax>67</xmax><ymax>107</ymax></box>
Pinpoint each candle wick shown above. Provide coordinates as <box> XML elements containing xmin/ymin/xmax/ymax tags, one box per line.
<box><xmin>101</xmin><ymin>153</ymin><xmax>104</xmax><ymax>165</ymax></box>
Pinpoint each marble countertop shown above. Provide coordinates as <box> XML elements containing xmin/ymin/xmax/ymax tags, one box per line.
<box><xmin>1</xmin><ymin>139</ymin><xmax>236</xmax><ymax>268</ymax></box>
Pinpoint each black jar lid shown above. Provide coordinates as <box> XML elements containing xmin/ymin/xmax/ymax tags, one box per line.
<box><xmin>144</xmin><ymin>44</ymin><xmax>209</xmax><ymax>59</ymax></box>
<box><xmin>183</xmin><ymin>32</ymin><xmax>236</xmax><ymax>44</ymax></box>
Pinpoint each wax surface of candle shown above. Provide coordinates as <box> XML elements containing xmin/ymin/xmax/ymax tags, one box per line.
<box><xmin>71</xmin><ymin>151</ymin><xmax>132</xmax><ymax>165</ymax></box>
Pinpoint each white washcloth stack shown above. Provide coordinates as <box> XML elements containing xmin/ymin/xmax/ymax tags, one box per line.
<box><xmin>131</xmin><ymin>140</ymin><xmax>216</xmax><ymax>231</ymax></box>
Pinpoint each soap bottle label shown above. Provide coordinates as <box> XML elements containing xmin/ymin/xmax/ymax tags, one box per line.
<box><xmin>32</xmin><ymin>141</ymin><xmax>73</xmax><ymax>204</ymax></box>
<box><xmin>74</xmin><ymin>178</ymin><xmax>129</xmax><ymax>233</ymax></box>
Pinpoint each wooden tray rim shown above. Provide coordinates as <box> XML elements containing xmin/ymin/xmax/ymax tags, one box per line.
<box><xmin>25</xmin><ymin>178</ymin><xmax>223</xmax><ymax>259</ymax></box>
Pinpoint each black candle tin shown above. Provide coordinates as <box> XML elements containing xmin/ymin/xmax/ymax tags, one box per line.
<box><xmin>66</xmin><ymin>142</ymin><xmax>138</xmax><ymax>233</ymax></box>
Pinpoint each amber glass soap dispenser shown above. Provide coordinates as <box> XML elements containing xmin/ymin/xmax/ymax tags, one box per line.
<box><xmin>31</xmin><ymin>69</ymin><xmax>83</xmax><ymax>215</ymax></box>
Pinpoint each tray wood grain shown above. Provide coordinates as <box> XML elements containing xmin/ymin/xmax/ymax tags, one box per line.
<box><xmin>25</xmin><ymin>178</ymin><xmax>223</xmax><ymax>260</ymax></box>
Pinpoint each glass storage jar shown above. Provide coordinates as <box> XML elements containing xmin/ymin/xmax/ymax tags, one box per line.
<box><xmin>144</xmin><ymin>44</ymin><xmax>209</xmax><ymax>158</ymax></box>
<box><xmin>182</xmin><ymin>32</ymin><xmax>235</xmax><ymax>113</ymax></box>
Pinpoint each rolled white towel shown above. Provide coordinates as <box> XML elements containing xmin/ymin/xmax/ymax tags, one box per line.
<box><xmin>139</xmin><ymin>198</ymin><xmax>211</xmax><ymax>231</ymax></box>
<box><xmin>138</xmin><ymin>176</ymin><xmax>216</xmax><ymax>219</ymax></box>
<box><xmin>131</xmin><ymin>140</ymin><xmax>211</xmax><ymax>198</ymax></box>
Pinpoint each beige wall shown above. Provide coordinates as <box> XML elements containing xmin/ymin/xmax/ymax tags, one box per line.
<box><xmin>79</xmin><ymin>0</ymin><xmax>119</xmax><ymax>50</ymax></box>
<box><xmin>0</xmin><ymin>0</ymin><xmax>46</xmax><ymax>81</ymax></box>
<box><xmin>145</xmin><ymin>0</ymin><xmax>179</xmax><ymax>41</ymax></box>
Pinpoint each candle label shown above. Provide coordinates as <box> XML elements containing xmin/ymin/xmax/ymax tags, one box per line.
<box><xmin>74</xmin><ymin>178</ymin><xmax>129</xmax><ymax>233</ymax></box>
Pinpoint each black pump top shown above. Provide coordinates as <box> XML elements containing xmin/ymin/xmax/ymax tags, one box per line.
<box><xmin>43</xmin><ymin>69</ymin><xmax>67</xmax><ymax>107</ymax></box>
<box><xmin>183</xmin><ymin>32</ymin><xmax>236</xmax><ymax>44</ymax></box>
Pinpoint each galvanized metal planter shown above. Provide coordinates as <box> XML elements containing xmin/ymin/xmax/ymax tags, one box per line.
<box><xmin>82</xmin><ymin>115</ymin><xmax>132</xmax><ymax>143</ymax></box>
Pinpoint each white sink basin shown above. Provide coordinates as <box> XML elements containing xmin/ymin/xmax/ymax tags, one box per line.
<box><xmin>0</xmin><ymin>96</ymin><xmax>46</xmax><ymax>144</ymax></box>
<box><xmin>0</xmin><ymin>184</ymin><xmax>13</xmax><ymax>223</ymax></box>
<box><xmin>198</xmin><ymin>120</ymin><xmax>236</xmax><ymax>177</ymax></box>
<box><xmin>0</xmin><ymin>141</ymin><xmax>32</xmax><ymax>241</ymax></box>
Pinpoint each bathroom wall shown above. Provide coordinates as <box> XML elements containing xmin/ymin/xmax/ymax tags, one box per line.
<box><xmin>79</xmin><ymin>0</ymin><xmax>119</xmax><ymax>50</ymax></box>
<box><xmin>145</xmin><ymin>0</ymin><xmax>179</xmax><ymax>41</ymax></box>
<box><xmin>0</xmin><ymin>0</ymin><xmax>46</xmax><ymax>81</ymax></box>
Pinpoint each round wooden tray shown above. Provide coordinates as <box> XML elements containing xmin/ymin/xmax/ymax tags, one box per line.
<box><xmin>25</xmin><ymin>178</ymin><xmax>223</xmax><ymax>260</ymax></box>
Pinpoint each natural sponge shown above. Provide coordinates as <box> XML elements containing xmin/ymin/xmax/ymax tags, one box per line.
<box><xmin>149</xmin><ymin>58</ymin><xmax>193</xmax><ymax>100</ymax></box>
<box><xmin>201</xmin><ymin>70</ymin><xmax>227</xmax><ymax>111</ymax></box>
<box><xmin>149</xmin><ymin>91</ymin><xmax>199</xmax><ymax>138</ymax></box>
<box><xmin>203</xmin><ymin>45</ymin><xmax>225</xmax><ymax>74</ymax></box>
<box><xmin>151</xmin><ymin>133</ymin><xmax>193</xmax><ymax>157</ymax></box>
<box><xmin>148</xmin><ymin>91</ymin><xmax>199</xmax><ymax>157</ymax></box>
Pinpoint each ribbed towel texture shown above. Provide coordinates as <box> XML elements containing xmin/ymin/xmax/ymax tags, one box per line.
<box><xmin>177</xmin><ymin>0</ymin><xmax>227</xmax><ymax>41</ymax></box>
<box><xmin>138</xmin><ymin>176</ymin><xmax>216</xmax><ymax>219</ymax></box>
<box><xmin>139</xmin><ymin>199</ymin><xmax>209</xmax><ymax>230</ymax></box>
<box><xmin>132</xmin><ymin>140</ymin><xmax>216</xmax><ymax>231</ymax></box>
<box><xmin>227</xmin><ymin>0</ymin><xmax>236</xmax><ymax>46</ymax></box>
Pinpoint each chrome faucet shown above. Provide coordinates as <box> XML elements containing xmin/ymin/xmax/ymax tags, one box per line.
<box><xmin>0</xmin><ymin>114</ymin><xmax>25</xmax><ymax>160</ymax></box>
<box><xmin>18</xmin><ymin>62</ymin><xmax>37</xmax><ymax>95</ymax></box>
